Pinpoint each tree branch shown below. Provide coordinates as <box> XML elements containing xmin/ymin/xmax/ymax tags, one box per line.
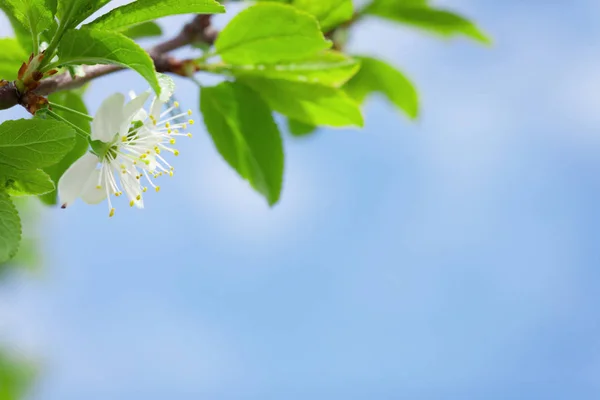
<box><xmin>0</xmin><ymin>14</ymin><xmax>219</xmax><ymax>111</ymax></box>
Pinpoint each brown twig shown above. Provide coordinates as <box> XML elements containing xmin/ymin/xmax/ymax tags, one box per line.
<box><xmin>0</xmin><ymin>14</ymin><xmax>218</xmax><ymax>112</ymax></box>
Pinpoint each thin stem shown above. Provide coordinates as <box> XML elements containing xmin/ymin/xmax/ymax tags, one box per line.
<box><xmin>190</xmin><ymin>77</ymin><xmax>204</xmax><ymax>88</ymax></box>
<box><xmin>195</xmin><ymin>51</ymin><xmax>217</xmax><ymax>64</ymax></box>
<box><xmin>31</xmin><ymin>30</ymin><xmax>39</xmax><ymax>56</ymax></box>
<box><xmin>49</xmin><ymin>102</ymin><xmax>94</xmax><ymax>121</ymax></box>
<box><xmin>39</xmin><ymin>21</ymin><xmax>68</xmax><ymax>71</ymax></box>
<box><xmin>46</xmin><ymin>109</ymin><xmax>90</xmax><ymax>139</ymax></box>
<box><xmin>43</xmin><ymin>61</ymin><xmax>63</xmax><ymax>71</ymax></box>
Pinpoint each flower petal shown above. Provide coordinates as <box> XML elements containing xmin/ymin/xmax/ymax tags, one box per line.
<box><xmin>80</xmin><ymin>169</ymin><xmax>107</xmax><ymax>204</ymax></box>
<box><xmin>119</xmin><ymin>90</ymin><xmax>151</xmax><ymax>137</ymax></box>
<box><xmin>58</xmin><ymin>152</ymin><xmax>98</xmax><ymax>208</ymax></box>
<box><xmin>149</xmin><ymin>96</ymin><xmax>164</xmax><ymax>121</ymax></box>
<box><xmin>92</xmin><ymin>93</ymin><xmax>125</xmax><ymax>143</ymax></box>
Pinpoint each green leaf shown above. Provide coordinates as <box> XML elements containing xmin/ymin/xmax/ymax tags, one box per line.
<box><xmin>40</xmin><ymin>91</ymin><xmax>90</xmax><ymax>205</ymax></box>
<box><xmin>287</xmin><ymin>119</ymin><xmax>317</xmax><ymax>137</ymax></box>
<box><xmin>0</xmin><ymin>119</ymin><xmax>75</xmax><ymax>170</ymax></box>
<box><xmin>240</xmin><ymin>77</ymin><xmax>363</xmax><ymax>127</ymax></box>
<box><xmin>0</xmin><ymin>166</ymin><xmax>55</xmax><ymax>196</ymax></box>
<box><xmin>345</xmin><ymin>56</ymin><xmax>419</xmax><ymax>119</ymax></box>
<box><xmin>221</xmin><ymin>50</ymin><xmax>359</xmax><ymax>87</ymax></box>
<box><xmin>292</xmin><ymin>0</ymin><xmax>354</xmax><ymax>31</ymax></box>
<box><xmin>0</xmin><ymin>0</ymin><xmax>54</xmax><ymax>44</ymax></box>
<box><xmin>0</xmin><ymin>350</ymin><xmax>35</xmax><ymax>399</ymax></box>
<box><xmin>57</xmin><ymin>28</ymin><xmax>160</xmax><ymax>94</ymax></box>
<box><xmin>215</xmin><ymin>3</ymin><xmax>331</xmax><ymax>64</ymax></box>
<box><xmin>365</xmin><ymin>1</ymin><xmax>490</xmax><ymax>44</ymax></box>
<box><xmin>0</xmin><ymin>38</ymin><xmax>28</xmax><ymax>81</ymax></box>
<box><xmin>121</xmin><ymin>21</ymin><xmax>163</xmax><ymax>39</ymax></box>
<box><xmin>57</xmin><ymin>0</ymin><xmax>110</xmax><ymax>29</ymax></box>
<box><xmin>87</xmin><ymin>0</ymin><xmax>224</xmax><ymax>31</ymax></box>
<box><xmin>201</xmin><ymin>81</ymin><xmax>284</xmax><ymax>206</ymax></box>
<box><xmin>0</xmin><ymin>190</ymin><xmax>21</xmax><ymax>264</ymax></box>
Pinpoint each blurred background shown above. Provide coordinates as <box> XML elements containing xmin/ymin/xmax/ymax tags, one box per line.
<box><xmin>2</xmin><ymin>0</ymin><xmax>600</xmax><ymax>399</ymax></box>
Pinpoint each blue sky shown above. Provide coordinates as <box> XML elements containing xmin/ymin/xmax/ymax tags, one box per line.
<box><xmin>2</xmin><ymin>1</ymin><xmax>600</xmax><ymax>399</ymax></box>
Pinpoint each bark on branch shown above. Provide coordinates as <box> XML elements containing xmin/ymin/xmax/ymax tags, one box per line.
<box><xmin>0</xmin><ymin>14</ymin><xmax>218</xmax><ymax>112</ymax></box>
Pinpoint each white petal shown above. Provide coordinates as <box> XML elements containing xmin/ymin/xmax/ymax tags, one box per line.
<box><xmin>133</xmin><ymin>108</ymin><xmax>148</xmax><ymax>123</ymax></box>
<box><xmin>58</xmin><ymin>152</ymin><xmax>98</xmax><ymax>208</ymax></box>
<box><xmin>149</xmin><ymin>96</ymin><xmax>164</xmax><ymax>120</ymax></box>
<box><xmin>124</xmin><ymin>91</ymin><xmax>150</xmax><ymax>122</ymax></box>
<box><xmin>80</xmin><ymin>170</ymin><xmax>107</xmax><ymax>204</ymax></box>
<box><xmin>119</xmin><ymin>91</ymin><xmax>151</xmax><ymax>137</ymax></box>
<box><xmin>92</xmin><ymin>93</ymin><xmax>125</xmax><ymax>143</ymax></box>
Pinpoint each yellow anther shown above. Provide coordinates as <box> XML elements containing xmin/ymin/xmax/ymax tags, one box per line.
<box><xmin>187</xmin><ymin>109</ymin><xmax>192</xmax><ymax>116</ymax></box>
<box><xmin>187</xmin><ymin>133</ymin><xmax>192</xmax><ymax>138</ymax></box>
<box><xmin>165</xmin><ymin>122</ymin><xmax>170</xmax><ymax>128</ymax></box>
<box><xmin>140</xmin><ymin>154</ymin><xmax>147</xmax><ymax>159</ymax></box>
<box><xmin>174</xmin><ymin>101</ymin><xmax>180</xmax><ymax>108</ymax></box>
<box><xmin>169</xmin><ymin>171</ymin><xmax>174</xmax><ymax>177</ymax></box>
<box><xmin>142</xmin><ymin>187</ymin><xmax>148</xmax><ymax>192</ymax></box>
<box><xmin>136</xmin><ymin>175</ymin><xmax>140</xmax><ymax>180</ymax></box>
<box><xmin>169</xmin><ymin>138</ymin><xmax>176</xmax><ymax>145</ymax></box>
<box><xmin>96</xmin><ymin>185</ymin><xmax>102</xmax><ymax>189</ymax></box>
<box><xmin>121</xmin><ymin>136</ymin><xmax>127</xmax><ymax>142</ymax></box>
<box><xmin>188</xmin><ymin>119</ymin><xmax>195</xmax><ymax>125</ymax></box>
<box><xmin>136</xmin><ymin>194</ymin><xmax>141</xmax><ymax>201</ymax></box>
<box><xmin>167</xmin><ymin>129</ymin><xmax>172</xmax><ymax>134</ymax></box>
<box><xmin>155</xmin><ymin>186</ymin><xmax>161</xmax><ymax>192</ymax></box>
<box><xmin>182</xmin><ymin>124</ymin><xmax>187</xmax><ymax>129</ymax></box>
<box><xmin>170</xmin><ymin>166</ymin><xmax>174</xmax><ymax>171</ymax></box>
<box><xmin>146</xmin><ymin>150</ymin><xmax>151</xmax><ymax>154</ymax></box>
<box><xmin>129</xmin><ymin>200</ymin><xmax>135</xmax><ymax>207</ymax></box>
<box><xmin>109</xmin><ymin>208</ymin><xmax>115</xmax><ymax>217</ymax></box>
<box><xmin>122</xmin><ymin>170</ymin><xmax>127</xmax><ymax>174</ymax></box>
<box><xmin>133</xmin><ymin>160</ymin><xmax>137</xmax><ymax>165</ymax></box>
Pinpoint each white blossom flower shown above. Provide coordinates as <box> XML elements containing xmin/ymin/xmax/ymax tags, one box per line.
<box><xmin>58</xmin><ymin>90</ymin><xmax>194</xmax><ymax>217</ymax></box>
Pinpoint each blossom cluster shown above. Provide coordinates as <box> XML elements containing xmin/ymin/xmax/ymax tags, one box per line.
<box><xmin>58</xmin><ymin>90</ymin><xmax>194</xmax><ymax>217</ymax></box>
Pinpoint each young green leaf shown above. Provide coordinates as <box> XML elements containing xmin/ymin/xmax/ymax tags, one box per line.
<box><xmin>57</xmin><ymin>28</ymin><xmax>160</xmax><ymax>94</ymax></box>
<box><xmin>0</xmin><ymin>38</ymin><xmax>28</xmax><ymax>80</ymax></box>
<box><xmin>57</xmin><ymin>0</ymin><xmax>110</xmax><ymax>29</ymax></box>
<box><xmin>0</xmin><ymin>190</ymin><xmax>21</xmax><ymax>263</ymax></box>
<box><xmin>41</xmin><ymin>91</ymin><xmax>90</xmax><ymax>205</ymax></box>
<box><xmin>240</xmin><ymin>77</ymin><xmax>363</xmax><ymax>127</ymax></box>
<box><xmin>287</xmin><ymin>119</ymin><xmax>317</xmax><ymax>137</ymax></box>
<box><xmin>0</xmin><ymin>0</ymin><xmax>54</xmax><ymax>45</ymax></box>
<box><xmin>201</xmin><ymin>81</ymin><xmax>284</xmax><ymax>206</ymax></box>
<box><xmin>86</xmin><ymin>0</ymin><xmax>224</xmax><ymax>31</ymax></box>
<box><xmin>0</xmin><ymin>166</ymin><xmax>55</xmax><ymax>196</ymax></box>
<box><xmin>0</xmin><ymin>119</ymin><xmax>75</xmax><ymax>170</ymax></box>
<box><xmin>292</xmin><ymin>0</ymin><xmax>354</xmax><ymax>31</ymax></box>
<box><xmin>0</xmin><ymin>7</ymin><xmax>32</xmax><ymax>50</ymax></box>
<box><xmin>221</xmin><ymin>51</ymin><xmax>360</xmax><ymax>88</ymax></box>
<box><xmin>121</xmin><ymin>21</ymin><xmax>163</xmax><ymax>40</ymax></box>
<box><xmin>365</xmin><ymin>1</ymin><xmax>490</xmax><ymax>44</ymax></box>
<box><xmin>215</xmin><ymin>3</ymin><xmax>331</xmax><ymax>64</ymax></box>
<box><xmin>345</xmin><ymin>56</ymin><xmax>419</xmax><ymax>119</ymax></box>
